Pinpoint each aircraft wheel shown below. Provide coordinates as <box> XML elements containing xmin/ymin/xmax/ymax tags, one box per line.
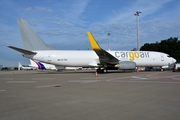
<box><xmin>97</xmin><ymin>69</ymin><xmax>108</xmax><ymax>73</ymax></box>
<box><xmin>103</xmin><ymin>69</ymin><xmax>108</xmax><ymax>73</ymax></box>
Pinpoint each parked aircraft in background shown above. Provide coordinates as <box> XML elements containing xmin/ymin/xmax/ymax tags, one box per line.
<box><xmin>29</xmin><ymin>59</ymin><xmax>64</xmax><ymax>71</ymax></box>
<box><xmin>8</xmin><ymin>19</ymin><xmax>176</xmax><ymax>73</ymax></box>
<box><xmin>18</xmin><ymin>62</ymin><xmax>33</xmax><ymax>70</ymax></box>
<box><xmin>30</xmin><ymin>59</ymin><xmax>82</xmax><ymax>71</ymax></box>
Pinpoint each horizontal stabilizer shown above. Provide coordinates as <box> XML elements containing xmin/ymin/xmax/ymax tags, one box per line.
<box><xmin>8</xmin><ymin>46</ymin><xmax>37</xmax><ymax>55</ymax></box>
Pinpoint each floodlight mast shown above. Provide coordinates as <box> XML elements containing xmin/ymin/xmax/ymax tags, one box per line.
<box><xmin>107</xmin><ymin>33</ymin><xmax>110</xmax><ymax>51</ymax></box>
<box><xmin>134</xmin><ymin>11</ymin><xmax>141</xmax><ymax>51</ymax></box>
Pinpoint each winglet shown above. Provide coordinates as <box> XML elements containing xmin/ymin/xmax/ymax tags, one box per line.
<box><xmin>87</xmin><ymin>31</ymin><xmax>102</xmax><ymax>51</ymax></box>
<box><xmin>87</xmin><ymin>31</ymin><xmax>119</xmax><ymax>63</ymax></box>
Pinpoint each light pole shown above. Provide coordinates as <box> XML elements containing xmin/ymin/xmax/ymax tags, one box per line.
<box><xmin>107</xmin><ymin>33</ymin><xmax>110</xmax><ymax>51</ymax></box>
<box><xmin>134</xmin><ymin>11</ymin><xmax>141</xmax><ymax>51</ymax></box>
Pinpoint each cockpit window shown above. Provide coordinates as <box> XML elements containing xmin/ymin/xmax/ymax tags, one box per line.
<box><xmin>167</xmin><ymin>55</ymin><xmax>171</xmax><ymax>58</ymax></box>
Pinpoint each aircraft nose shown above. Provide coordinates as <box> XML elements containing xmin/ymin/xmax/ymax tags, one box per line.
<box><xmin>172</xmin><ymin>58</ymin><xmax>176</xmax><ymax>63</ymax></box>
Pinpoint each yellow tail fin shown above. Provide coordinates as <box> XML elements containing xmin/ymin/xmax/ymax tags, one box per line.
<box><xmin>87</xmin><ymin>31</ymin><xmax>102</xmax><ymax>51</ymax></box>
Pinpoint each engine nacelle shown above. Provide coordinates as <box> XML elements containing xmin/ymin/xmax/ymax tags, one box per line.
<box><xmin>115</xmin><ymin>61</ymin><xmax>136</xmax><ymax>70</ymax></box>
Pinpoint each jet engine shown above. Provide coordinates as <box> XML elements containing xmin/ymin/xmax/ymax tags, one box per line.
<box><xmin>115</xmin><ymin>61</ymin><xmax>136</xmax><ymax>70</ymax></box>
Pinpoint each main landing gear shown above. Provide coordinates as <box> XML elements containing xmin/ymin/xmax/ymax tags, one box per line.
<box><xmin>96</xmin><ymin>67</ymin><xmax>108</xmax><ymax>73</ymax></box>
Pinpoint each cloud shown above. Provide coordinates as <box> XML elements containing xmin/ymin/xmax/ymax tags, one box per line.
<box><xmin>0</xmin><ymin>0</ymin><xmax>14</xmax><ymax>6</ymax></box>
<box><xmin>51</xmin><ymin>20</ymin><xmax>73</xmax><ymax>27</ymax></box>
<box><xmin>104</xmin><ymin>0</ymin><xmax>174</xmax><ymax>24</ymax></box>
<box><xmin>24</xmin><ymin>6</ymin><xmax>52</xmax><ymax>13</ymax></box>
<box><xmin>59</xmin><ymin>0</ymin><xmax>90</xmax><ymax>22</ymax></box>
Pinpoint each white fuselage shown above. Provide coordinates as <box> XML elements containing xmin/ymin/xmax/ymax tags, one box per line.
<box><xmin>23</xmin><ymin>50</ymin><xmax>176</xmax><ymax>67</ymax></box>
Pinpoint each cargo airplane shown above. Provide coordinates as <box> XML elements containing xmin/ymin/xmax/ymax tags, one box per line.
<box><xmin>8</xmin><ymin>19</ymin><xmax>176</xmax><ymax>73</ymax></box>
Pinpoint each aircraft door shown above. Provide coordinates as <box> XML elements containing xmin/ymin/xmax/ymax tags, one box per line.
<box><xmin>47</xmin><ymin>54</ymin><xmax>52</xmax><ymax>63</ymax></box>
<box><xmin>161</xmin><ymin>54</ymin><xmax>164</xmax><ymax>61</ymax></box>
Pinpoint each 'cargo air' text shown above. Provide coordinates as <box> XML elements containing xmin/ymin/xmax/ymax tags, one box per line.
<box><xmin>115</xmin><ymin>52</ymin><xmax>150</xmax><ymax>61</ymax></box>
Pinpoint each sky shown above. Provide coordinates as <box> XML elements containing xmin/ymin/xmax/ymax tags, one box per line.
<box><xmin>0</xmin><ymin>0</ymin><xmax>180</xmax><ymax>67</ymax></box>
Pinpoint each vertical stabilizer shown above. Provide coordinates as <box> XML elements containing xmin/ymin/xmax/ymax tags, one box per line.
<box><xmin>17</xmin><ymin>19</ymin><xmax>57</xmax><ymax>50</ymax></box>
<box><xmin>18</xmin><ymin>62</ymin><xmax>22</xmax><ymax>71</ymax></box>
<box><xmin>30</xmin><ymin>59</ymin><xmax>37</xmax><ymax>66</ymax></box>
<box><xmin>18</xmin><ymin>62</ymin><xmax>22</xmax><ymax>67</ymax></box>
<box><xmin>30</xmin><ymin>59</ymin><xmax>46</xmax><ymax>70</ymax></box>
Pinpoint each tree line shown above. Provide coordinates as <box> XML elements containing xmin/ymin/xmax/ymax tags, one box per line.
<box><xmin>140</xmin><ymin>37</ymin><xmax>180</xmax><ymax>62</ymax></box>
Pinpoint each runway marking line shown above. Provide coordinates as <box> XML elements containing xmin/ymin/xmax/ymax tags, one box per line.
<box><xmin>0</xmin><ymin>90</ymin><xmax>6</xmax><ymax>92</ymax></box>
<box><xmin>0</xmin><ymin>78</ymin><xmax>14</xmax><ymax>80</ymax></box>
<box><xmin>131</xmin><ymin>76</ymin><xmax>148</xmax><ymax>80</ymax></box>
<box><xmin>69</xmin><ymin>80</ymin><xmax>101</xmax><ymax>83</ymax></box>
<box><xmin>171</xmin><ymin>78</ymin><xmax>180</xmax><ymax>80</ymax></box>
<box><xmin>111</xmin><ymin>81</ymin><xmax>180</xmax><ymax>84</ymax></box>
<box><xmin>6</xmin><ymin>81</ymin><xmax>37</xmax><ymax>83</ymax></box>
<box><xmin>32</xmin><ymin>78</ymin><xmax>56</xmax><ymax>80</ymax></box>
<box><xmin>36</xmin><ymin>84</ymin><xmax>61</xmax><ymax>88</ymax></box>
<box><xmin>80</xmin><ymin>77</ymin><xmax>104</xmax><ymax>79</ymax></box>
<box><xmin>105</xmin><ymin>77</ymin><xmax>129</xmax><ymax>82</ymax></box>
<box><xmin>105</xmin><ymin>73</ymin><xmax>180</xmax><ymax>84</ymax></box>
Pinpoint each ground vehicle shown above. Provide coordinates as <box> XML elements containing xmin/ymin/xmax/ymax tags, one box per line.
<box><xmin>172</xmin><ymin>63</ymin><xmax>180</xmax><ymax>72</ymax></box>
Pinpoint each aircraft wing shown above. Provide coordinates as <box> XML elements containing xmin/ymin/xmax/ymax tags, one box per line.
<box><xmin>87</xmin><ymin>31</ymin><xmax>119</xmax><ymax>64</ymax></box>
<box><xmin>8</xmin><ymin>46</ymin><xmax>37</xmax><ymax>55</ymax></box>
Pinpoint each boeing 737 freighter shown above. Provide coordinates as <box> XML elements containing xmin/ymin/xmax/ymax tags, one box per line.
<box><xmin>8</xmin><ymin>19</ymin><xmax>176</xmax><ymax>73</ymax></box>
